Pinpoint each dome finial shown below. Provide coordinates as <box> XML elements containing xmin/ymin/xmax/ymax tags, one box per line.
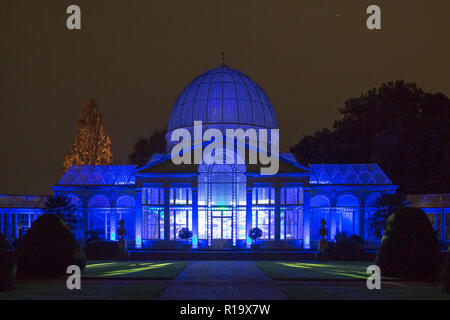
<box><xmin>220</xmin><ymin>52</ymin><xmax>225</xmax><ymax>66</ymax></box>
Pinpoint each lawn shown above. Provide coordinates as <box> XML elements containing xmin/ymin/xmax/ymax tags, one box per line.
<box><xmin>83</xmin><ymin>261</ymin><xmax>188</xmax><ymax>279</ymax></box>
<box><xmin>282</xmin><ymin>281</ymin><xmax>450</xmax><ymax>300</ymax></box>
<box><xmin>256</xmin><ymin>261</ymin><xmax>450</xmax><ymax>300</ymax></box>
<box><xmin>0</xmin><ymin>279</ymin><xmax>165</xmax><ymax>300</ymax></box>
<box><xmin>0</xmin><ymin>261</ymin><xmax>187</xmax><ymax>300</ymax></box>
<box><xmin>256</xmin><ymin>261</ymin><xmax>376</xmax><ymax>280</ymax></box>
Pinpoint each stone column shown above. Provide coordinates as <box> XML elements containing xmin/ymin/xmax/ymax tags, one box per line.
<box><xmin>246</xmin><ymin>185</ymin><xmax>253</xmax><ymax>247</ymax></box>
<box><xmin>163</xmin><ymin>186</ymin><xmax>171</xmax><ymax>242</ymax></box>
<box><xmin>134</xmin><ymin>189</ymin><xmax>142</xmax><ymax>248</ymax></box>
<box><xmin>303</xmin><ymin>189</ymin><xmax>311</xmax><ymax>249</ymax></box>
<box><xmin>274</xmin><ymin>185</ymin><xmax>281</xmax><ymax>241</ymax></box>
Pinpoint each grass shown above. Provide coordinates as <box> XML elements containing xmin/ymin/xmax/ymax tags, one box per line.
<box><xmin>256</xmin><ymin>261</ymin><xmax>450</xmax><ymax>300</ymax></box>
<box><xmin>282</xmin><ymin>281</ymin><xmax>450</xmax><ymax>300</ymax></box>
<box><xmin>83</xmin><ymin>261</ymin><xmax>188</xmax><ymax>279</ymax></box>
<box><xmin>0</xmin><ymin>279</ymin><xmax>165</xmax><ymax>300</ymax></box>
<box><xmin>0</xmin><ymin>261</ymin><xmax>187</xmax><ymax>300</ymax></box>
<box><xmin>256</xmin><ymin>261</ymin><xmax>377</xmax><ymax>280</ymax></box>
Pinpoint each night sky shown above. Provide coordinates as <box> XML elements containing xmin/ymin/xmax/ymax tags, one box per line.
<box><xmin>1</xmin><ymin>0</ymin><xmax>449</xmax><ymax>195</ymax></box>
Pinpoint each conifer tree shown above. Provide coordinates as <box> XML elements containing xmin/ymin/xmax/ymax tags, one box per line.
<box><xmin>61</xmin><ymin>99</ymin><xmax>112</xmax><ymax>174</ymax></box>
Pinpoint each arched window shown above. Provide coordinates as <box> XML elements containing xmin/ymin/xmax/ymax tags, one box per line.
<box><xmin>336</xmin><ymin>194</ymin><xmax>360</xmax><ymax>236</ymax></box>
<box><xmin>115</xmin><ymin>194</ymin><xmax>135</xmax><ymax>207</ymax></box>
<box><xmin>198</xmin><ymin>161</ymin><xmax>246</xmax><ymax>244</ymax></box>
<box><xmin>87</xmin><ymin>194</ymin><xmax>110</xmax><ymax>208</ymax></box>
<box><xmin>87</xmin><ymin>194</ymin><xmax>111</xmax><ymax>240</ymax></box>
<box><xmin>310</xmin><ymin>195</ymin><xmax>331</xmax><ymax>240</ymax></box>
<box><xmin>115</xmin><ymin>194</ymin><xmax>135</xmax><ymax>240</ymax></box>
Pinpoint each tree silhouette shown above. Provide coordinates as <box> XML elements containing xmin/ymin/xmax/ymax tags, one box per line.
<box><xmin>128</xmin><ymin>128</ymin><xmax>167</xmax><ymax>167</ymax></box>
<box><xmin>371</xmin><ymin>193</ymin><xmax>410</xmax><ymax>238</ymax></box>
<box><xmin>290</xmin><ymin>81</ymin><xmax>450</xmax><ymax>193</ymax></box>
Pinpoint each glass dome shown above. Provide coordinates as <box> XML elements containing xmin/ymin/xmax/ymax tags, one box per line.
<box><xmin>167</xmin><ymin>66</ymin><xmax>278</xmax><ymax>132</ymax></box>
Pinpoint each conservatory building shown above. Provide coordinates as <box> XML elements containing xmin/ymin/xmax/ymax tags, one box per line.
<box><xmin>51</xmin><ymin>65</ymin><xmax>401</xmax><ymax>250</ymax></box>
<box><xmin>3</xmin><ymin>64</ymin><xmax>429</xmax><ymax>250</ymax></box>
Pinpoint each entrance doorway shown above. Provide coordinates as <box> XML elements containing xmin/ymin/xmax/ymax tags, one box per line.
<box><xmin>211</xmin><ymin>210</ymin><xmax>233</xmax><ymax>249</ymax></box>
<box><xmin>212</xmin><ymin>210</ymin><xmax>232</xmax><ymax>239</ymax></box>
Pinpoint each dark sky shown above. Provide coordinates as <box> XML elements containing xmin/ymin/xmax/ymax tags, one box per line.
<box><xmin>1</xmin><ymin>0</ymin><xmax>449</xmax><ymax>195</ymax></box>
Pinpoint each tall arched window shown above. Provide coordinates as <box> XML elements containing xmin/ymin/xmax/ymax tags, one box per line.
<box><xmin>198</xmin><ymin>162</ymin><xmax>246</xmax><ymax>244</ymax></box>
<box><xmin>336</xmin><ymin>194</ymin><xmax>360</xmax><ymax>236</ymax></box>
<box><xmin>115</xmin><ymin>194</ymin><xmax>135</xmax><ymax>240</ymax></box>
<box><xmin>87</xmin><ymin>194</ymin><xmax>111</xmax><ymax>240</ymax></box>
<box><xmin>310</xmin><ymin>194</ymin><xmax>331</xmax><ymax>240</ymax></box>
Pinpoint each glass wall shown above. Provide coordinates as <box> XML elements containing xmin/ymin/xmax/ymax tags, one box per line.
<box><xmin>336</xmin><ymin>194</ymin><xmax>360</xmax><ymax>236</ymax></box>
<box><xmin>198</xmin><ymin>163</ymin><xmax>246</xmax><ymax>244</ymax></box>
<box><xmin>252</xmin><ymin>187</ymin><xmax>275</xmax><ymax>239</ymax></box>
<box><xmin>280</xmin><ymin>187</ymin><xmax>303</xmax><ymax>240</ymax></box>
<box><xmin>0</xmin><ymin>211</ymin><xmax>36</xmax><ymax>240</ymax></box>
<box><xmin>142</xmin><ymin>188</ymin><xmax>164</xmax><ymax>240</ymax></box>
<box><xmin>170</xmin><ymin>188</ymin><xmax>192</xmax><ymax>239</ymax></box>
<box><xmin>87</xmin><ymin>194</ymin><xmax>111</xmax><ymax>240</ymax></box>
<box><xmin>310</xmin><ymin>195</ymin><xmax>331</xmax><ymax>240</ymax></box>
<box><xmin>115</xmin><ymin>194</ymin><xmax>135</xmax><ymax>241</ymax></box>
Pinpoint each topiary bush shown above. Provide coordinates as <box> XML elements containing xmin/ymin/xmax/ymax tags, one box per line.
<box><xmin>248</xmin><ymin>227</ymin><xmax>263</xmax><ymax>244</ymax></box>
<box><xmin>0</xmin><ymin>232</ymin><xmax>16</xmax><ymax>291</ymax></box>
<box><xmin>178</xmin><ymin>228</ymin><xmax>193</xmax><ymax>244</ymax></box>
<box><xmin>15</xmin><ymin>214</ymin><xmax>86</xmax><ymax>278</ymax></box>
<box><xmin>318</xmin><ymin>232</ymin><xmax>364</xmax><ymax>261</ymax></box>
<box><xmin>375</xmin><ymin>207</ymin><xmax>440</xmax><ymax>280</ymax></box>
<box><xmin>441</xmin><ymin>247</ymin><xmax>450</xmax><ymax>293</ymax></box>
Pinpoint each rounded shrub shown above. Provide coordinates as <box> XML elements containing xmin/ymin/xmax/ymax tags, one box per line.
<box><xmin>375</xmin><ymin>207</ymin><xmax>440</xmax><ymax>280</ymax></box>
<box><xmin>318</xmin><ymin>232</ymin><xmax>364</xmax><ymax>261</ymax></box>
<box><xmin>441</xmin><ymin>247</ymin><xmax>450</xmax><ymax>293</ymax></box>
<box><xmin>178</xmin><ymin>228</ymin><xmax>193</xmax><ymax>243</ymax></box>
<box><xmin>16</xmin><ymin>214</ymin><xmax>86</xmax><ymax>278</ymax></box>
<box><xmin>248</xmin><ymin>227</ymin><xmax>263</xmax><ymax>244</ymax></box>
<box><xmin>0</xmin><ymin>232</ymin><xmax>16</xmax><ymax>291</ymax></box>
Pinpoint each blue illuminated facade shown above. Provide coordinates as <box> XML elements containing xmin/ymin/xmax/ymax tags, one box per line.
<box><xmin>1</xmin><ymin>65</ymin><xmax>449</xmax><ymax>250</ymax></box>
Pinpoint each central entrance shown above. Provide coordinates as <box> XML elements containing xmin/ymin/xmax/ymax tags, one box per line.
<box><xmin>212</xmin><ymin>210</ymin><xmax>232</xmax><ymax>239</ymax></box>
<box><xmin>198</xmin><ymin>160</ymin><xmax>246</xmax><ymax>248</ymax></box>
<box><xmin>211</xmin><ymin>209</ymin><xmax>233</xmax><ymax>249</ymax></box>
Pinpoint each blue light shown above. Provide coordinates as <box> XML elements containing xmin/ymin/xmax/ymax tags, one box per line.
<box><xmin>192</xmin><ymin>234</ymin><xmax>198</xmax><ymax>248</ymax></box>
<box><xmin>136</xmin><ymin>235</ymin><xmax>142</xmax><ymax>248</ymax></box>
<box><xmin>304</xmin><ymin>235</ymin><xmax>310</xmax><ymax>249</ymax></box>
<box><xmin>110</xmin><ymin>232</ymin><xmax>116</xmax><ymax>241</ymax></box>
<box><xmin>246</xmin><ymin>236</ymin><xmax>252</xmax><ymax>247</ymax></box>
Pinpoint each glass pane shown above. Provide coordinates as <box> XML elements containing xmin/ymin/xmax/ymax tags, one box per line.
<box><xmin>223</xmin><ymin>218</ymin><xmax>232</xmax><ymax>239</ymax></box>
<box><xmin>213</xmin><ymin>217</ymin><xmax>221</xmax><ymax>239</ymax></box>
